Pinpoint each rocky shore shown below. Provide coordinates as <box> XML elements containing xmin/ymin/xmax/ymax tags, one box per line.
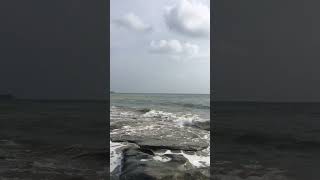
<box><xmin>110</xmin><ymin>106</ymin><xmax>210</xmax><ymax>180</ymax></box>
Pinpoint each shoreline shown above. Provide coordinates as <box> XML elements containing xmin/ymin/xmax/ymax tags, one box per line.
<box><xmin>110</xmin><ymin>102</ymin><xmax>210</xmax><ymax>180</ymax></box>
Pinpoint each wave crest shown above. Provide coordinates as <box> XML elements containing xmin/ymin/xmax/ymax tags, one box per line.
<box><xmin>142</xmin><ymin>109</ymin><xmax>209</xmax><ymax>127</ymax></box>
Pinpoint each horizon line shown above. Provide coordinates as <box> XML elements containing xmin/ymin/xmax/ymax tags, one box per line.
<box><xmin>213</xmin><ymin>100</ymin><xmax>320</xmax><ymax>103</ymax></box>
<box><xmin>110</xmin><ymin>91</ymin><xmax>210</xmax><ymax>95</ymax></box>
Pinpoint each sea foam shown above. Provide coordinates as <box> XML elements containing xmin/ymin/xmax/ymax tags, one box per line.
<box><xmin>110</xmin><ymin>141</ymin><xmax>125</xmax><ymax>173</ymax></box>
<box><xmin>155</xmin><ymin>149</ymin><xmax>210</xmax><ymax>168</ymax></box>
<box><xmin>142</xmin><ymin>109</ymin><xmax>207</xmax><ymax>127</ymax></box>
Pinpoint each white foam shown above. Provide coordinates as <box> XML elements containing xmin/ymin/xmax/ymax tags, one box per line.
<box><xmin>175</xmin><ymin>114</ymin><xmax>200</xmax><ymax>127</ymax></box>
<box><xmin>142</xmin><ymin>110</ymin><xmax>206</xmax><ymax>127</ymax></box>
<box><xmin>153</xmin><ymin>155</ymin><xmax>172</xmax><ymax>162</ymax></box>
<box><xmin>111</xmin><ymin>107</ymin><xmax>210</xmax><ymax>169</ymax></box>
<box><xmin>155</xmin><ymin>148</ymin><xmax>210</xmax><ymax>168</ymax></box>
<box><xmin>142</xmin><ymin>110</ymin><xmax>175</xmax><ymax>119</ymax></box>
<box><xmin>180</xmin><ymin>151</ymin><xmax>210</xmax><ymax>167</ymax></box>
<box><xmin>110</xmin><ymin>141</ymin><xmax>125</xmax><ymax>173</ymax></box>
<box><xmin>140</xmin><ymin>159</ymin><xmax>150</xmax><ymax>162</ymax></box>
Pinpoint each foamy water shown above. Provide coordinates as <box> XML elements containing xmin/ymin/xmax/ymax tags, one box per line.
<box><xmin>110</xmin><ymin>141</ymin><xmax>125</xmax><ymax>173</ymax></box>
<box><xmin>143</xmin><ymin>109</ymin><xmax>208</xmax><ymax>127</ymax></box>
<box><xmin>154</xmin><ymin>132</ymin><xmax>210</xmax><ymax>168</ymax></box>
<box><xmin>110</xmin><ymin>93</ymin><xmax>210</xmax><ymax>176</ymax></box>
<box><xmin>154</xmin><ymin>148</ymin><xmax>210</xmax><ymax>167</ymax></box>
<box><xmin>110</xmin><ymin>107</ymin><xmax>210</xmax><ymax>168</ymax></box>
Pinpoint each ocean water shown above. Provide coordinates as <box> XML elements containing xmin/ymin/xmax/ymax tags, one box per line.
<box><xmin>0</xmin><ymin>100</ymin><xmax>107</xmax><ymax>179</ymax></box>
<box><xmin>110</xmin><ymin>93</ymin><xmax>210</xmax><ymax>177</ymax></box>
<box><xmin>213</xmin><ymin>102</ymin><xmax>320</xmax><ymax>180</ymax></box>
<box><xmin>110</xmin><ymin>98</ymin><xmax>320</xmax><ymax>179</ymax></box>
<box><xmin>111</xmin><ymin>93</ymin><xmax>209</xmax><ymax>120</ymax></box>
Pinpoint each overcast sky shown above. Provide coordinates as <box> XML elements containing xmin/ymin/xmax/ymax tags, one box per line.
<box><xmin>110</xmin><ymin>0</ymin><xmax>210</xmax><ymax>94</ymax></box>
<box><xmin>213</xmin><ymin>0</ymin><xmax>320</xmax><ymax>102</ymax></box>
<box><xmin>0</xmin><ymin>1</ymin><xmax>107</xmax><ymax>99</ymax></box>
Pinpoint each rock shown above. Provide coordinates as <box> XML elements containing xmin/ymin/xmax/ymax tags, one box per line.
<box><xmin>119</xmin><ymin>147</ymin><xmax>209</xmax><ymax>180</ymax></box>
<box><xmin>192</xmin><ymin>121</ymin><xmax>210</xmax><ymax>131</ymax></box>
<box><xmin>110</xmin><ymin>107</ymin><xmax>211</xmax><ymax>180</ymax></box>
<box><xmin>111</xmin><ymin>121</ymin><xmax>209</xmax><ymax>151</ymax></box>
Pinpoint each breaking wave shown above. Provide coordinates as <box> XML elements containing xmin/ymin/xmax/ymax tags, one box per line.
<box><xmin>110</xmin><ymin>141</ymin><xmax>125</xmax><ymax>173</ymax></box>
<box><xmin>141</xmin><ymin>109</ymin><xmax>209</xmax><ymax>127</ymax></box>
<box><xmin>159</xmin><ymin>102</ymin><xmax>210</xmax><ymax>109</ymax></box>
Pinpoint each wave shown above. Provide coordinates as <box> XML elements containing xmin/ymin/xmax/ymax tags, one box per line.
<box><xmin>160</xmin><ymin>102</ymin><xmax>210</xmax><ymax>109</ymax></box>
<box><xmin>111</xmin><ymin>106</ymin><xmax>210</xmax><ymax>130</ymax></box>
<box><xmin>142</xmin><ymin>109</ymin><xmax>209</xmax><ymax>127</ymax></box>
<box><xmin>110</xmin><ymin>141</ymin><xmax>125</xmax><ymax>173</ymax></box>
<box><xmin>142</xmin><ymin>110</ymin><xmax>174</xmax><ymax>118</ymax></box>
<box><xmin>154</xmin><ymin>147</ymin><xmax>210</xmax><ymax>168</ymax></box>
<box><xmin>136</xmin><ymin>108</ymin><xmax>152</xmax><ymax>113</ymax></box>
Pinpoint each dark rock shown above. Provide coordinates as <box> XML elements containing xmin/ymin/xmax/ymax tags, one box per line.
<box><xmin>192</xmin><ymin>121</ymin><xmax>210</xmax><ymax>131</ymax></box>
<box><xmin>119</xmin><ymin>147</ymin><xmax>209</xmax><ymax>180</ymax></box>
<box><xmin>111</xmin><ymin>125</ymin><xmax>209</xmax><ymax>151</ymax></box>
<box><xmin>137</xmin><ymin>108</ymin><xmax>152</xmax><ymax>114</ymax></box>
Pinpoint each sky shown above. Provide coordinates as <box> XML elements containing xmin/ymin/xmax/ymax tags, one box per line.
<box><xmin>110</xmin><ymin>0</ymin><xmax>210</xmax><ymax>94</ymax></box>
<box><xmin>213</xmin><ymin>0</ymin><xmax>320</xmax><ymax>102</ymax></box>
<box><xmin>0</xmin><ymin>1</ymin><xmax>107</xmax><ymax>100</ymax></box>
<box><xmin>4</xmin><ymin>0</ymin><xmax>320</xmax><ymax>101</ymax></box>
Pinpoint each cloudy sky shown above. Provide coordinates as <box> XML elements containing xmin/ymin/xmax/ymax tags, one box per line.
<box><xmin>110</xmin><ymin>0</ymin><xmax>210</xmax><ymax>94</ymax></box>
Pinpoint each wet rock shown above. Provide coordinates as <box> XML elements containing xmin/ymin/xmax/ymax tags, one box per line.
<box><xmin>111</xmin><ymin>106</ymin><xmax>210</xmax><ymax>180</ymax></box>
<box><xmin>192</xmin><ymin>121</ymin><xmax>210</xmax><ymax>131</ymax></box>
<box><xmin>119</xmin><ymin>147</ymin><xmax>209</xmax><ymax>180</ymax></box>
<box><xmin>111</xmin><ymin>122</ymin><xmax>209</xmax><ymax>151</ymax></box>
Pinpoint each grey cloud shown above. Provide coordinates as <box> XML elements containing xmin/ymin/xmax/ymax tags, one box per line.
<box><xmin>164</xmin><ymin>0</ymin><xmax>210</xmax><ymax>37</ymax></box>
<box><xmin>149</xmin><ymin>39</ymin><xmax>199</xmax><ymax>58</ymax></box>
<box><xmin>113</xmin><ymin>13</ymin><xmax>152</xmax><ymax>32</ymax></box>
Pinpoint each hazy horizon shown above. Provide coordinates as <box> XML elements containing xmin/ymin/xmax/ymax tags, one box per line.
<box><xmin>110</xmin><ymin>91</ymin><xmax>209</xmax><ymax>95</ymax></box>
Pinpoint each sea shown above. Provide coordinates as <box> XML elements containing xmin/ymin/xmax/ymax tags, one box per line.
<box><xmin>109</xmin><ymin>95</ymin><xmax>320</xmax><ymax>180</ymax></box>
<box><xmin>109</xmin><ymin>93</ymin><xmax>210</xmax><ymax>177</ymax></box>
<box><xmin>0</xmin><ymin>100</ymin><xmax>107</xmax><ymax>179</ymax></box>
<box><xmin>213</xmin><ymin>102</ymin><xmax>320</xmax><ymax>180</ymax></box>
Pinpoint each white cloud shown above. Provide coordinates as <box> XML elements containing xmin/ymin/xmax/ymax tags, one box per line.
<box><xmin>149</xmin><ymin>39</ymin><xmax>199</xmax><ymax>58</ymax></box>
<box><xmin>164</xmin><ymin>0</ymin><xmax>210</xmax><ymax>37</ymax></box>
<box><xmin>113</xmin><ymin>13</ymin><xmax>152</xmax><ymax>32</ymax></box>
